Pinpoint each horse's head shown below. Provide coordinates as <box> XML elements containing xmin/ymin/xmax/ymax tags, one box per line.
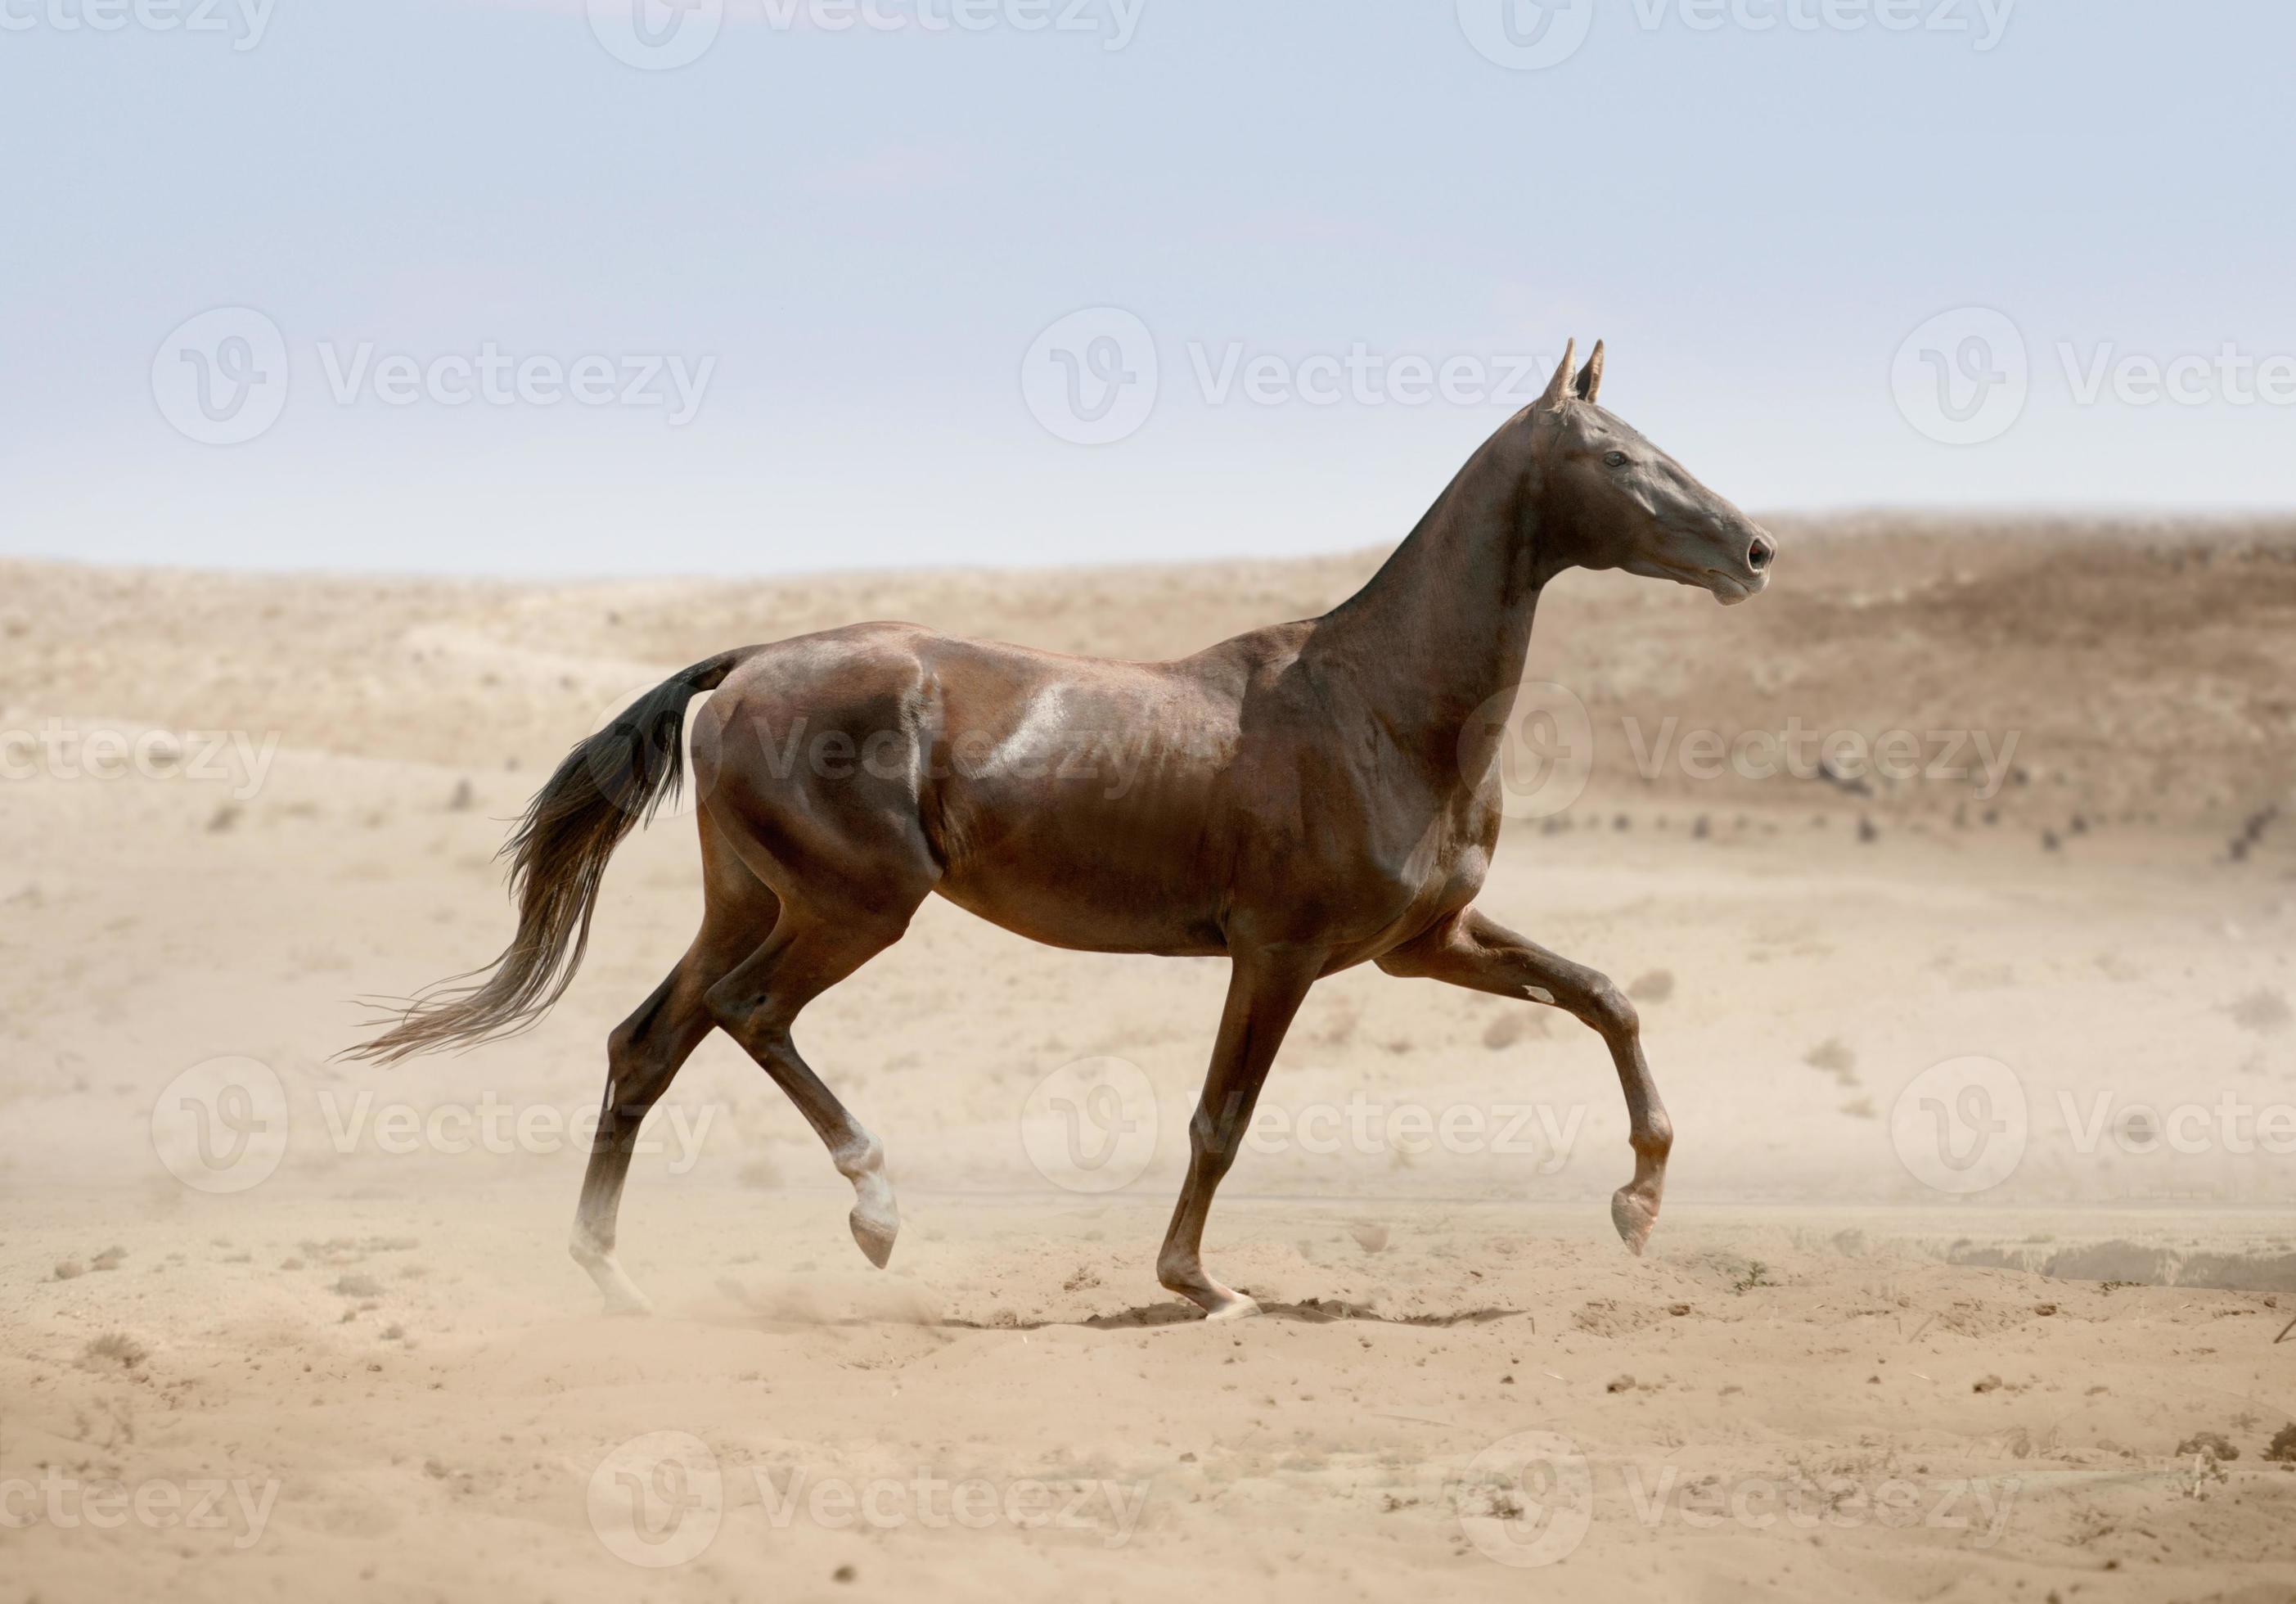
<box><xmin>1517</xmin><ymin>340</ymin><xmax>1776</xmax><ymax>605</ymax></box>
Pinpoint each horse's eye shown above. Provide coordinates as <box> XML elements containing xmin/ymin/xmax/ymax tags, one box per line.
<box><xmin>1603</xmin><ymin>450</ymin><xmax>1630</xmax><ymax>468</ymax></box>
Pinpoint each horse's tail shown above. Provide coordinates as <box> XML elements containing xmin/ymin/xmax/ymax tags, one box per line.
<box><xmin>346</xmin><ymin>648</ymin><xmax>758</xmax><ymax>1064</ymax></box>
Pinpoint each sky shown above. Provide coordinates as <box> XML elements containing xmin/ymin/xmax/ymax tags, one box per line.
<box><xmin>2</xmin><ymin>0</ymin><xmax>2293</xmax><ymax>576</ymax></box>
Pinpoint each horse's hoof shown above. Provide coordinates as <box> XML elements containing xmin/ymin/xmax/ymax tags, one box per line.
<box><xmin>574</xmin><ymin>1239</ymin><xmax>656</xmax><ymax>1314</ymax></box>
<box><xmin>1160</xmin><ymin>1255</ymin><xmax>1259</xmax><ymax>1322</ymax></box>
<box><xmin>1610</xmin><ymin>1187</ymin><xmax>1659</xmax><ymax>1257</ymax></box>
<box><xmin>593</xmin><ymin>1273</ymin><xmax>655</xmax><ymax>1317</ymax></box>
<box><xmin>849</xmin><ymin>1207</ymin><xmax>898</xmax><ymax>1269</ymax></box>
<box><xmin>1201</xmin><ymin>1291</ymin><xmax>1262</xmax><ymax>1323</ymax></box>
<box><xmin>841</xmin><ymin>1143</ymin><xmax>898</xmax><ymax>1268</ymax></box>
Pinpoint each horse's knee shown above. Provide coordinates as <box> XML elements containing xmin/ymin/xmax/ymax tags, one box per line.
<box><xmin>702</xmin><ymin>978</ymin><xmax>791</xmax><ymax>1052</ymax></box>
<box><xmin>700</xmin><ymin>975</ymin><xmax>745</xmax><ymax>1034</ymax></box>
<box><xmin>1186</xmin><ymin>1105</ymin><xmax>1245</xmax><ymax>1179</ymax></box>
<box><xmin>1585</xmin><ymin>977</ymin><xmax>1638</xmax><ymax>1040</ymax></box>
<box><xmin>604</xmin><ymin>1016</ymin><xmax>645</xmax><ymax>1074</ymax></box>
<box><xmin>601</xmin><ymin>1020</ymin><xmax>679</xmax><ymax>1129</ymax></box>
<box><xmin>1186</xmin><ymin>1105</ymin><xmax>1218</xmax><ymax>1157</ymax></box>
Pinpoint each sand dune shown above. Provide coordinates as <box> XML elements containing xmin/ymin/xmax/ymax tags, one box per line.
<box><xmin>4</xmin><ymin>521</ymin><xmax>2294</xmax><ymax>1599</ymax></box>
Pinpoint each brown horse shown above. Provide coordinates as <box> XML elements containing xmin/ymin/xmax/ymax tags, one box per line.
<box><xmin>352</xmin><ymin>340</ymin><xmax>1776</xmax><ymax>1320</ymax></box>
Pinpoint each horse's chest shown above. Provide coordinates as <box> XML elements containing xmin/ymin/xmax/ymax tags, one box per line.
<box><xmin>1312</xmin><ymin>794</ymin><xmax>1493</xmax><ymax>938</ymax></box>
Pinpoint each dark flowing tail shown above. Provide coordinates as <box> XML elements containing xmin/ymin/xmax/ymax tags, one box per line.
<box><xmin>347</xmin><ymin>648</ymin><xmax>756</xmax><ymax>1063</ymax></box>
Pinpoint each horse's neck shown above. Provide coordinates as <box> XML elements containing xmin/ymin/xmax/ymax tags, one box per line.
<box><xmin>1310</xmin><ymin>448</ymin><xmax>1549</xmax><ymax>749</ymax></box>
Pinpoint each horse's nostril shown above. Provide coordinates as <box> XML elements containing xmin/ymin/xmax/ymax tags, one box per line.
<box><xmin>1747</xmin><ymin>535</ymin><xmax>1776</xmax><ymax>573</ymax></box>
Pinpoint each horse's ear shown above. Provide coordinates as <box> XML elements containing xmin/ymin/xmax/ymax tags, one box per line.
<box><xmin>1536</xmin><ymin>339</ymin><xmax>1577</xmax><ymax>411</ymax></box>
<box><xmin>1573</xmin><ymin>340</ymin><xmax>1605</xmax><ymax>403</ymax></box>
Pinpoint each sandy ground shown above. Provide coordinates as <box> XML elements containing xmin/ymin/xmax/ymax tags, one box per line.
<box><xmin>5</xmin><ymin>522</ymin><xmax>2296</xmax><ymax>1601</ymax></box>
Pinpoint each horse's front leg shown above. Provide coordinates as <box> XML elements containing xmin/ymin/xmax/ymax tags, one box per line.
<box><xmin>1378</xmin><ymin>907</ymin><xmax>1672</xmax><ymax>1254</ymax></box>
<box><xmin>1155</xmin><ymin>944</ymin><xmax>1321</xmax><ymax>1320</ymax></box>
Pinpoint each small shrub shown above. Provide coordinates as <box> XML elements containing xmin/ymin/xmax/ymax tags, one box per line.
<box><xmin>1731</xmin><ymin>1262</ymin><xmax>1775</xmax><ymax>1295</ymax></box>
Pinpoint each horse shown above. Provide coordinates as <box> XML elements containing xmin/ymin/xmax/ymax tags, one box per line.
<box><xmin>350</xmin><ymin>340</ymin><xmax>1776</xmax><ymax>1321</ymax></box>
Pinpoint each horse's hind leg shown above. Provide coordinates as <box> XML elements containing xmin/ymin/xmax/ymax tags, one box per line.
<box><xmin>704</xmin><ymin>902</ymin><xmax>916</xmax><ymax>1268</ymax></box>
<box><xmin>571</xmin><ymin>830</ymin><xmax>777</xmax><ymax>1313</ymax></box>
<box><xmin>570</xmin><ymin>961</ymin><xmax>718</xmax><ymax>1313</ymax></box>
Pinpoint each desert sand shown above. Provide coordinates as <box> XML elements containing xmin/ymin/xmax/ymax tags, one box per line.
<box><xmin>4</xmin><ymin>520</ymin><xmax>2296</xmax><ymax>1601</ymax></box>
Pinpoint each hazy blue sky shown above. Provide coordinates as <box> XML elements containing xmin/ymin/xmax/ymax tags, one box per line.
<box><xmin>3</xmin><ymin>0</ymin><xmax>2291</xmax><ymax>574</ymax></box>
